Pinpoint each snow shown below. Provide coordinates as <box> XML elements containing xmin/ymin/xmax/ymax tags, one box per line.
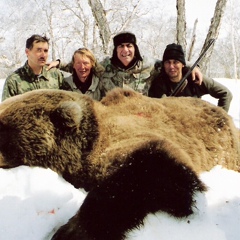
<box><xmin>127</xmin><ymin>166</ymin><xmax>240</xmax><ymax>240</ymax></box>
<box><xmin>202</xmin><ymin>78</ymin><xmax>240</xmax><ymax>129</ymax></box>
<box><xmin>0</xmin><ymin>78</ymin><xmax>239</xmax><ymax>240</ymax></box>
<box><xmin>0</xmin><ymin>166</ymin><xmax>239</xmax><ymax>240</ymax></box>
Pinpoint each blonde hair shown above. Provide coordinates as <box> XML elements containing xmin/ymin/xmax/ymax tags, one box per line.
<box><xmin>71</xmin><ymin>48</ymin><xmax>96</xmax><ymax>68</ymax></box>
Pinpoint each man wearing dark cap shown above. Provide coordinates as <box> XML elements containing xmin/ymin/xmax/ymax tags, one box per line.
<box><xmin>101</xmin><ymin>32</ymin><xmax>203</xmax><ymax>95</ymax></box>
<box><xmin>148</xmin><ymin>43</ymin><xmax>232</xmax><ymax>112</ymax></box>
<box><xmin>101</xmin><ymin>31</ymin><xmax>153</xmax><ymax>94</ymax></box>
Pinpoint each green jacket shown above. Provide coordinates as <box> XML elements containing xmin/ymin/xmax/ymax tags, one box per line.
<box><xmin>59</xmin><ymin>61</ymin><xmax>115</xmax><ymax>101</ymax></box>
<box><xmin>62</xmin><ymin>72</ymin><xmax>116</xmax><ymax>101</ymax></box>
<box><xmin>101</xmin><ymin>56</ymin><xmax>155</xmax><ymax>95</ymax></box>
<box><xmin>2</xmin><ymin>61</ymin><xmax>64</xmax><ymax>101</ymax></box>
<box><xmin>148</xmin><ymin>68</ymin><xmax>233</xmax><ymax>112</ymax></box>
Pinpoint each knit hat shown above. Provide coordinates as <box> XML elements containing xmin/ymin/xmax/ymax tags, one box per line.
<box><xmin>113</xmin><ymin>32</ymin><xmax>137</xmax><ymax>47</ymax></box>
<box><xmin>111</xmin><ymin>31</ymin><xmax>143</xmax><ymax>64</ymax></box>
<box><xmin>162</xmin><ymin>43</ymin><xmax>186</xmax><ymax>65</ymax></box>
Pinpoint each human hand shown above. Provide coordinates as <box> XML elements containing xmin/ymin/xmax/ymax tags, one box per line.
<box><xmin>191</xmin><ymin>66</ymin><xmax>203</xmax><ymax>85</ymax></box>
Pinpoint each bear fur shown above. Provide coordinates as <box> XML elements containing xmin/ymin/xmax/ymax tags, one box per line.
<box><xmin>0</xmin><ymin>88</ymin><xmax>239</xmax><ymax>240</ymax></box>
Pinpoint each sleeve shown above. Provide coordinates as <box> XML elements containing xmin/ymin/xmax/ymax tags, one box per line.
<box><xmin>47</xmin><ymin>68</ymin><xmax>65</xmax><ymax>89</ymax></box>
<box><xmin>148</xmin><ymin>75</ymin><xmax>168</xmax><ymax>98</ymax></box>
<box><xmin>1</xmin><ymin>76</ymin><xmax>17</xmax><ymax>101</ymax></box>
<box><xmin>99</xmin><ymin>77</ymin><xmax>116</xmax><ymax>97</ymax></box>
<box><xmin>57</xmin><ymin>70</ymin><xmax>65</xmax><ymax>88</ymax></box>
<box><xmin>200</xmin><ymin>77</ymin><xmax>233</xmax><ymax>112</ymax></box>
<box><xmin>60</xmin><ymin>78</ymin><xmax>73</xmax><ymax>91</ymax></box>
<box><xmin>59</xmin><ymin>62</ymin><xmax>73</xmax><ymax>73</ymax></box>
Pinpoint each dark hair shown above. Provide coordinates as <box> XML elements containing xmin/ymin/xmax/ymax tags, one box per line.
<box><xmin>26</xmin><ymin>34</ymin><xmax>49</xmax><ymax>50</ymax></box>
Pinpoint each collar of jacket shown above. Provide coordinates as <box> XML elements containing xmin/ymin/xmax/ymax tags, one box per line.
<box><xmin>112</xmin><ymin>58</ymin><xmax>140</xmax><ymax>71</ymax></box>
<box><xmin>19</xmin><ymin>61</ymin><xmax>49</xmax><ymax>83</ymax></box>
<box><xmin>66</xmin><ymin>72</ymin><xmax>100</xmax><ymax>92</ymax></box>
<box><xmin>87</xmin><ymin>75</ymin><xmax>100</xmax><ymax>92</ymax></box>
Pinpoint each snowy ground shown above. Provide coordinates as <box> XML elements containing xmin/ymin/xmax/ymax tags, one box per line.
<box><xmin>0</xmin><ymin>78</ymin><xmax>239</xmax><ymax>240</ymax></box>
<box><xmin>201</xmin><ymin>78</ymin><xmax>240</xmax><ymax>129</ymax></box>
<box><xmin>0</xmin><ymin>165</ymin><xmax>239</xmax><ymax>240</ymax></box>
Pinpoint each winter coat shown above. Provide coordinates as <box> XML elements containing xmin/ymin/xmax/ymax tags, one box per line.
<box><xmin>2</xmin><ymin>61</ymin><xmax>64</xmax><ymax>101</ymax></box>
<box><xmin>61</xmin><ymin>71</ymin><xmax>115</xmax><ymax>101</ymax></box>
<box><xmin>148</xmin><ymin>67</ymin><xmax>233</xmax><ymax>112</ymax></box>
<box><xmin>101</xmin><ymin>56</ymin><xmax>155</xmax><ymax>95</ymax></box>
<box><xmin>59</xmin><ymin>61</ymin><xmax>116</xmax><ymax>101</ymax></box>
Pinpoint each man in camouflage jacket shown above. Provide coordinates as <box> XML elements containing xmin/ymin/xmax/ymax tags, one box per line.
<box><xmin>1</xmin><ymin>34</ymin><xmax>64</xmax><ymax>101</ymax></box>
<box><xmin>100</xmin><ymin>32</ymin><xmax>155</xmax><ymax>95</ymax></box>
<box><xmin>100</xmin><ymin>32</ymin><xmax>203</xmax><ymax>96</ymax></box>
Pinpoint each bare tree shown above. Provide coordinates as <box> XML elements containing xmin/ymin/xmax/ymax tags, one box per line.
<box><xmin>37</xmin><ymin>0</ymin><xmax>56</xmax><ymax>60</ymax></box>
<box><xmin>229</xmin><ymin>0</ymin><xmax>238</xmax><ymax>79</ymax></box>
<box><xmin>176</xmin><ymin>0</ymin><xmax>187</xmax><ymax>52</ymax></box>
<box><xmin>61</xmin><ymin>0</ymin><xmax>91</xmax><ymax>48</ymax></box>
<box><xmin>87</xmin><ymin>0</ymin><xmax>147</xmax><ymax>55</ymax></box>
<box><xmin>88</xmin><ymin>0</ymin><xmax>112</xmax><ymax>54</ymax></box>
<box><xmin>212</xmin><ymin>0</ymin><xmax>240</xmax><ymax>78</ymax></box>
<box><xmin>0</xmin><ymin>0</ymin><xmax>238</xmax><ymax>79</ymax></box>
<box><xmin>199</xmin><ymin>0</ymin><xmax>228</xmax><ymax>73</ymax></box>
<box><xmin>187</xmin><ymin>19</ymin><xmax>198</xmax><ymax>62</ymax></box>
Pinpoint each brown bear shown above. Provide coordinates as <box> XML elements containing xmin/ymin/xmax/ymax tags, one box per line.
<box><xmin>0</xmin><ymin>88</ymin><xmax>239</xmax><ymax>240</ymax></box>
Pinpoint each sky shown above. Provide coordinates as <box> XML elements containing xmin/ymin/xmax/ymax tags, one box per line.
<box><xmin>0</xmin><ymin>78</ymin><xmax>239</xmax><ymax>240</ymax></box>
<box><xmin>185</xmin><ymin>0</ymin><xmax>216</xmax><ymax>31</ymax></box>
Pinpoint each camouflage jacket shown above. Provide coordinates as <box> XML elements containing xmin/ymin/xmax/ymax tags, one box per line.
<box><xmin>2</xmin><ymin>61</ymin><xmax>64</xmax><ymax>101</ymax></box>
<box><xmin>101</xmin><ymin>56</ymin><xmax>155</xmax><ymax>95</ymax></box>
<box><xmin>62</xmin><ymin>72</ymin><xmax>116</xmax><ymax>101</ymax></box>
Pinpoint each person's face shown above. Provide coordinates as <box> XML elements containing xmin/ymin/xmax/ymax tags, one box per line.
<box><xmin>116</xmin><ymin>43</ymin><xmax>135</xmax><ymax>66</ymax></box>
<box><xmin>25</xmin><ymin>41</ymin><xmax>49</xmax><ymax>68</ymax></box>
<box><xmin>73</xmin><ymin>53</ymin><xmax>92</xmax><ymax>82</ymax></box>
<box><xmin>163</xmin><ymin>60</ymin><xmax>184</xmax><ymax>82</ymax></box>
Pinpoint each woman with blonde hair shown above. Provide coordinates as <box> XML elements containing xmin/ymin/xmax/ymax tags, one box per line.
<box><xmin>61</xmin><ymin>48</ymin><xmax>115</xmax><ymax>101</ymax></box>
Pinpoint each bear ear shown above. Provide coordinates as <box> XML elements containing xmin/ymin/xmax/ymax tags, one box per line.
<box><xmin>50</xmin><ymin>101</ymin><xmax>83</xmax><ymax>129</ymax></box>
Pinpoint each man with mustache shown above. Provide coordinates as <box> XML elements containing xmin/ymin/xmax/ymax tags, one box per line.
<box><xmin>1</xmin><ymin>34</ymin><xmax>64</xmax><ymax>101</ymax></box>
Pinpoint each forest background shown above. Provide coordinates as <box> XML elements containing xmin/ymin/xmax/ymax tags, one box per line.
<box><xmin>0</xmin><ymin>0</ymin><xmax>239</xmax><ymax>79</ymax></box>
